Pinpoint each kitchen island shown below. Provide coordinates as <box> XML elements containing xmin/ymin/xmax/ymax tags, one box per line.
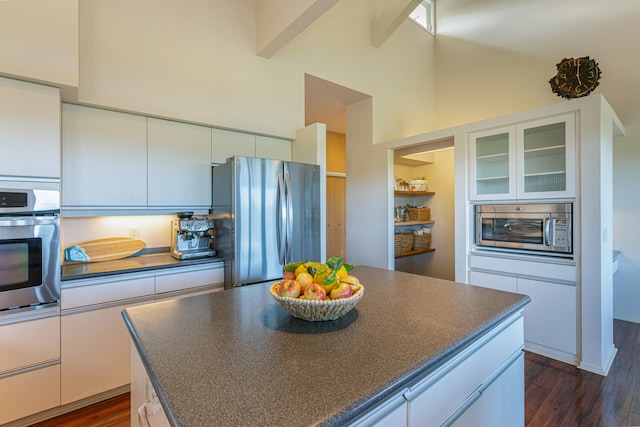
<box><xmin>122</xmin><ymin>266</ymin><xmax>530</xmax><ymax>426</ymax></box>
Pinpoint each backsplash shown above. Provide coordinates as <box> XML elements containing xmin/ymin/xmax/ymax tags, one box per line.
<box><xmin>61</xmin><ymin>215</ymin><xmax>176</xmax><ymax>251</ymax></box>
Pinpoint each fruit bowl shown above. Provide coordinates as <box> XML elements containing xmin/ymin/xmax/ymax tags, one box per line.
<box><xmin>269</xmin><ymin>282</ymin><xmax>364</xmax><ymax>321</ymax></box>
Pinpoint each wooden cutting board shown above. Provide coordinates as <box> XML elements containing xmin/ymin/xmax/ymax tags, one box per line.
<box><xmin>68</xmin><ymin>237</ymin><xmax>146</xmax><ymax>263</ymax></box>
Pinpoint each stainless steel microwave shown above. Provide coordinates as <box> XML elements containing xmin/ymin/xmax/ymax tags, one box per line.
<box><xmin>475</xmin><ymin>203</ymin><xmax>572</xmax><ymax>257</ymax></box>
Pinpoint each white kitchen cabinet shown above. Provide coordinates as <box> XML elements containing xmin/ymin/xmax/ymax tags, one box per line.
<box><xmin>0</xmin><ymin>311</ymin><xmax>61</xmax><ymax>425</ymax></box>
<box><xmin>0</xmin><ymin>364</ymin><xmax>61</xmax><ymax>425</ymax></box>
<box><xmin>147</xmin><ymin>118</ymin><xmax>212</xmax><ymax>209</ymax></box>
<box><xmin>155</xmin><ymin>263</ymin><xmax>224</xmax><ymax>295</ymax></box>
<box><xmin>349</xmin><ymin>391</ymin><xmax>408</xmax><ymax>427</ymax></box>
<box><xmin>469</xmin><ymin>270</ymin><xmax>517</xmax><ymax>293</ymax></box>
<box><xmin>469</xmin><ymin>113</ymin><xmax>575</xmax><ymax>200</ymax></box>
<box><xmin>211</xmin><ymin>128</ymin><xmax>255</xmax><ymax>164</ymax></box>
<box><xmin>468</xmin><ymin>254</ymin><xmax>577</xmax><ymax>363</ymax></box>
<box><xmin>62</xmin><ymin>104</ymin><xmax>147</xmax><ymax>208</ymax></box>
<box><xmin>448</xmin><ymin>352</ymin><xmax>524</xmax><ymax>427</ymax></box>
<box><xmin>255</xmin><ymin>135</ymin><xmax>291</xmax><ymax>161</ymax></box>
<box><xmin>404</xmin><ymin>313</ymin><xmax>524</xmax><ymax>426</ymax></box>
<box><xmin>59</xmin><ymin>264</ymin><xmax>223</xmax><ymax>406</ymax></box>
<box><xmin>518</xmin><ymin>277</ymin><xmax>576</xmax><ymax>357</ymax></box>
<box><xmin>0</xmin><ymin>77</ymin><xmax>61</xmax><ymax>180</ymax></box>
<box><xmin>61</xmin><ymin>302</ymin><xmax>140</xmax><ymax>404</ymax></box>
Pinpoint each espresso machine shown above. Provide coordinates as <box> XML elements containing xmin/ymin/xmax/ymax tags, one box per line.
<box><xmin>171</xmin><ymin>213</ymin><xmax>216</xmax><ymax>260</ymax></box>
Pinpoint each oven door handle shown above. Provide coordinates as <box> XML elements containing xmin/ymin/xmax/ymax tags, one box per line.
<box><xmin>544</xmin><ymin>218</ymin><xmax>552</xmax><ymax>246</ymax></box>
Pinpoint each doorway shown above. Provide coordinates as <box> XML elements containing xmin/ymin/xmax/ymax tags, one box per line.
<box><xmin>304</xmin><ymin>74</ymin><xmax>371</xmax><ymax>263</ymax></box>
<box><xmin>393</xmin><ymin>142</ymin><xmax>455</xmax><ymax>281</ymax></box>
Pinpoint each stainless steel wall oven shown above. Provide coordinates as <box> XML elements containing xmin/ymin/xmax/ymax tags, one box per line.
<box><xmin>0</xmin><ymin>186</ymin><xmax>60</xmax><ymax>313</ymax></box>
<box><xmin>475</xmin><ymin>203</ymin><xmax>572</xmax><ymax>257</ymax></box>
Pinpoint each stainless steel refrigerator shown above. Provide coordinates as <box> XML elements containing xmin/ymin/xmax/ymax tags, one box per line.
<box><xmin>211</xmin><ymin>156</ymin><xmax>321</xmax><ymax>288</ymax></box>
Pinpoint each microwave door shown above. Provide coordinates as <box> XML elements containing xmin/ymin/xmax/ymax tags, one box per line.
<box><xmin>479</xmin><ymin>214</ymin><xmax>546</xmax><ymax>251</ymax></box>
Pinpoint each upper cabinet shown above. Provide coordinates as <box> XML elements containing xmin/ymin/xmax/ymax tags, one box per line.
<box><xmin>147</xmin><ymin>118</ymin><xmax>212</xmax><ymax>209</ymax></box>
<box><xmin>62</xmin><ymin>104</ymin><xmax>292</xmax><ymax>215</ymax></box>
<box><xmin>0</xmin><ymin>77</ymin><xmax>61</xmax><ymax>181</ymax></box>
<box><xmin>211</xmin><ymin>129</ymin><xmax>292</xmax><ymax>164</ymax></box>
<box><xmin>62</xmin><ymin>104</ymin><xmax>147</xmax><ymax>209</ymax></box>
<box><xmin>211</xmin><ymin>129</ymin><xmax>255</xmax><ymax>164</ymax></box>
<box><xmin>470</xmin><ymin>113</ymin><xmax>575</xmax><ymax>201</ymax></box>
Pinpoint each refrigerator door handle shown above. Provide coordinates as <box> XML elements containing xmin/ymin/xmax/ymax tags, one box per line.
<box><xmin>277</xmin><ymin>172</ymin><xmax>287</xmax><ymax>265</ymax></box>
<box><xmin>284</xmin><ymin>171</ymin><xmax>294</xmax><ymax>263</ymax></box>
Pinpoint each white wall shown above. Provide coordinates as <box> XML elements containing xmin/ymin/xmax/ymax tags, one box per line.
<box><xmin>74</xmin><ymin>0</ymin><xmax>435</xmax><ymax>142</ymax></box>
<box><xmin>0</xmin><ymin>0</ymin><xmax>78</xmax><ymax>87</ymax></box>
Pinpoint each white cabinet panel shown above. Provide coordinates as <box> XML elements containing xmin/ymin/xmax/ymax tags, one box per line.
<box><xmin>469</xmin><ymin>254</ymin><xmax>576</xmax><ymax>282</ymax></box>
<box><xmin>349</xmin><ymin>391</ymin><xmax>407</xmax><ymax>427</ymax></box>
<box><xmin>469</xmin><ymin>270</ymin><xmax>517</xmax><ymax>293</ymax></box>
<box><xmin>61</xmin><ymin>275</ymin><xmax>155</xmax><ymax>310</ymax></box>
<box><xmin>518</xmin><ymin>278</ymin><xmax>576</xmax><ymax>356</ymax></box>
<box><xmin>449</xmin><ymin>352</ymin><xmax>524</xmax><ymax>427</ymax></box>
<box><xmin>0</xmin><ymin>316</ymin><xmax>60</xmax><ymax>373</ymax></box>
<box><xmin>155</xmin><ymin>265</ymin><xmax>224</xmax><ymax>294</ymax></box>
<box><xmin>405</xmin><ymin>315</ymin><xmax>523</xmax><ymax>426</ymax></box>
<box><xmin>61</xmin><ymin>303</ymin><xmax>140</xmax><ymax>404</ymax></box>
<box><xmin>212</xmin><ymin>129</ymin><xmax>255</xmax><ymax>164</ymax></box>
<box><xmin>0</xmin><ymin>364</ymin><xmax>60</xmax><ymax>425</ymax></box>
<box><xmin>0</xmin><ymin>77</ymin><xmax>60</xmax><ymax>180</ymax></box>
<box><xmin>255</xmin><ymin>135</ymin><xmax>291</xmax><ymax>161</ymax></box>
<box><xmin>147</xmin><ymin>118</ymin><xmax>212</xmax><ymax>208</ymax></box>
<box><xmin>62</xmin><ymin>104</ymin><xmax>148</xmax><ymax>207</ymax></box>
<box><xmin>469</xmin><ymin>113</ymin><xmax>575</xmax><ymax>201</ymax></box>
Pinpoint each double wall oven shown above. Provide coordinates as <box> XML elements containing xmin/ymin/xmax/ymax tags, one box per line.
<box><xmin>0</xmin><ymin>185</ymin><xmax>60</xmax><ymax>313</ymax></box>
<box><xmin>475</xmin><ymin>202</ymin><xmax>573</xmax><ymax>258</ymax></box>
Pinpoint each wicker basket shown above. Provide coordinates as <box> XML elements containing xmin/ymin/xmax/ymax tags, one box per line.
<box><xmin>394</xmin><ymin>233</ymin><xmax>413</xmax><ymax>255</ymax></box>
<box><xmin>408</xmin><ymin>207</ymin><xmax>430</xmax><ymax>222</ymax></box>
<box><xmin>413</xmin><ymin>233</ymin><xmax>431</xmax><ymax>250</ymax></box>
<box><xmin>270</xmin><ymin>283</ymin><xmax>364</xmax><ymax>321</ymax></box>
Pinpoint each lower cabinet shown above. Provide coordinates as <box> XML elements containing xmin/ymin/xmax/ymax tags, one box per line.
<box><xmin>349</xmin><ymin>313</ymin><xmax>524</xmax><ymax>427</ymax></box>
<box><xmin>60</xmin><ymin>263</ymin><xmax>224</xmax><ymax>407</ymax></box>
<box><xmin>0</xmin><ymin>312</ymin><xmax>61</xmax><ymax>425</ymax></box>
<box><xmin>61</xmin><ymin>302</ymin><xmax>144</xmax><ymax>404</ymax></box>
<box><xmin>0</xmin><ymin>364</ymin><xmax>61</xmax><ymax>425</ymax></box>
<box><xmin>469</xmin><ymin>254</ymin><xmax>577</xmax><ymax>363</ymax></box>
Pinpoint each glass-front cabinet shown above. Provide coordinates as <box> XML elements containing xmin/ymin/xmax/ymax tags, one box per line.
<box><xmin>470</xmin><ymin>114</ymin><xmax>575</xmax><ymax>200</ymax></box>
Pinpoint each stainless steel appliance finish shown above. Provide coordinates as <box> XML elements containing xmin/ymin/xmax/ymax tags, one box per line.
<box><xmin>171</xmin><ymin>215</ymin><xmax>216</xmax><ymax>260</ymax></box>
<box><xmin>475</xmin><ymin>203</ymin><xmax>572</xmax><ymax>257</ymax></box>
<box><xmin>0</xmin><ymin>186</ymin><xmax>60</xmax><ymax>313</ymax></box>
<box><xmin>211</xmin><ymin>156</ymin><xmax>321</xmax><ymax>288</ymax></box>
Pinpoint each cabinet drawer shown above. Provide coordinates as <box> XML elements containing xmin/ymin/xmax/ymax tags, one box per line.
<box><xmin>0</xmin><ymin>316</ymin><xmax>60</xmax><ymax>373</ymax></box>
<box><xmin>0</xmin><ymin>364</ymin><xmax>61</xmax><ymax>425</ymax></box>
<box><xmin>470</xmin><ymin>254</ymin><xmax>575</xmax><ymax>282</ymax></box>
<box><xmin>469</xmin><ymin>270</ymin><xmax>517</xmax><ymax>293</ymax></box>
<box><xmin>404</xmin><ymin>314</ymin><xmax>523</xmax><ymax>425</ymax></box>
<box><xmin>62</xmin><ymin>275</ymin><xmax>155</xmax><ymax>310</ymax></box>
<box><xmin>155</xmin><ymin>265</ymin><xmax>224</xmax><ymax>294</ymax></box>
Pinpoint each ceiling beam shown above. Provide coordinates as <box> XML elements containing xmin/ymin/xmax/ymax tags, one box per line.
<box><xmin>371</xmin><ymin>0</ymin><xmax>423</xmax><ymax>48</ymax></box>
<box><xmin>256</xmin><ymin>0</ymin><xmax>340</xmax><ymax>58</ymax></box>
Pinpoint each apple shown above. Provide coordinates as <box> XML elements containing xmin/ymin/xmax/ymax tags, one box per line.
<box><xmin>296</xmin><ymin>272</ymin><xmax>314</xmax><ymax>292</ymax></box>
<box><xmin>283</xmin><ymin>271</ymin><xmax>296</xmax><ymax>280</ymax></box>
<box><xmin>304</xmin><ymin>283</ymin><xmax>326</xmax><ymax>300</ymax></box>
<box><xmin>279</xmin><ymin>279</ymin><xmax>302</xmax><ymax>298</ymax></box>
<box><xmin>330</xmin><ymin>282</ymin><xmax>353</xmax><ymax>299</ymax></box>
<box><xmin>341</xmin><ymin>275</ymin><xmax>361</xmax><ymax>293</ymax></box>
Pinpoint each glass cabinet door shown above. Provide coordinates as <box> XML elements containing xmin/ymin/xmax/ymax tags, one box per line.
<box><xmin>516</xmin><ymin>114</ymin><xmax>575</xmax><ymax>198</ymax></box>
<box><xmin>470</xmin><ymin>126</ymin><xmax>516</xmax><ymax>200</ymax></box>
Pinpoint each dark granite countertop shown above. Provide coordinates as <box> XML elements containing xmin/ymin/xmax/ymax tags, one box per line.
<box><xmin>61</xmin><ymin>252</ymin><xmax>224</xmax><ymax>282</ymax></box>
<box><xmin>122</xmin><ymin>266</ymin><xmax>530</xmax><ymax>427</ymax></box>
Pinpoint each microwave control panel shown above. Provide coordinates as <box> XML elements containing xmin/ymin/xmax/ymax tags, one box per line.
<box><xmin>551</xmin><ymin>219</ymin><xmax>570</xmax><ymax>247</ymax></box>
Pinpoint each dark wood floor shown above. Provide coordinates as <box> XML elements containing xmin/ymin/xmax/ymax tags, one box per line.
<box><xmin>31</xmin><ymin>320</ymin><xmax>639</xmax><ymax>427</ymax></box>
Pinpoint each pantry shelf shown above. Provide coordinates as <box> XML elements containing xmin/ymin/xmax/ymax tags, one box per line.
<box><xmin>394</xmin><ymin>191</ymin><xmax>435</xmax><ymax>196</ymax></box>
<box><xmin>395</xmin><ymin>220</ymin><xmax>435</xmax><ymax>227</ymax></box>
<box><xmin>395</xmin><ymin>248</ymin><xmax>436</xmax><ymax>259</ymax></box>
